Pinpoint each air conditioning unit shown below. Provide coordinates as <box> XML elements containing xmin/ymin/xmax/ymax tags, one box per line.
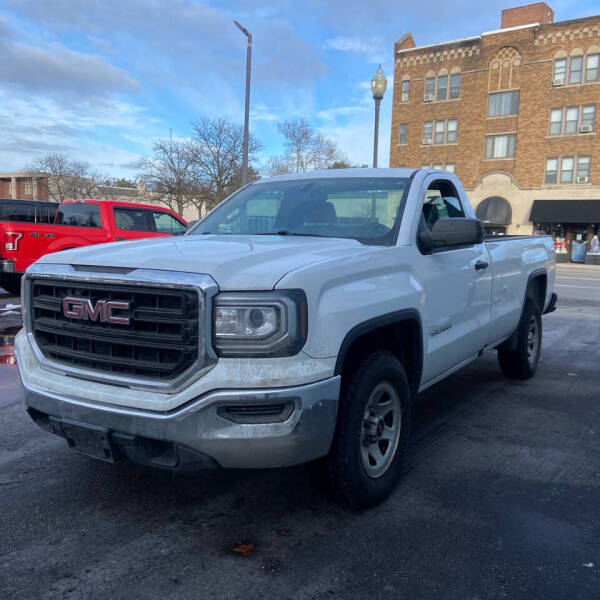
<box><xmin>553</xmin><ymin>77</ymin><xmax>565</xmax><ymax>87</ymax></box>
<box><xmin>576</xmin><ymin>175</ymin><xmax>589</xmax><ymax>183</ymax></box>
<box><xmin>422</xmin><ymin>138</ymin><xmax>432</xmax><ymax>145</ymax></box>
<box><xmin>580</xmin><ymin>124</ymin><xmax>593</xmax><ymax>133</ymax></box>
<box><xmin>423</xmin><ymin>94</ymin><xmax>434</xmax><ymax>102</ymax></box>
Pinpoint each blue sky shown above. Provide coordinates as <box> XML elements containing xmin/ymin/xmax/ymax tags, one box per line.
<box><xmin>0</xmin><ymin>0</ymin><xmax>597</xmax><ymax>178</ymax></box>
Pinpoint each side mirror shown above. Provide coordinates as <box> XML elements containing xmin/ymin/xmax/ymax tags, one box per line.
<box><xmin>419</xmin><ymin>217</ymin><xmax>484</xmax><ymax>253</ymax></box>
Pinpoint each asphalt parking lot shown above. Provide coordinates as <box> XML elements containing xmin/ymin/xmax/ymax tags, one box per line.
<box><xmin>1</xmin><ymin>264</ymin><xmax>599</xmax><ymax>600</ymax></box>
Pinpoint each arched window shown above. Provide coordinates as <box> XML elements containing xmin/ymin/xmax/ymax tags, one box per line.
<box><xmin>489</xmin><ymin>46</ymin><xmax>522</xmax><ymax>91</ymax></box>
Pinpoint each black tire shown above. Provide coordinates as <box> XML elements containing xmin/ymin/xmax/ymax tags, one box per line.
<box><xmin>498</xmin><ymin>300</ymin><xmax>542</xmax><ymax>380</ymax></box>
<box><xmin>0</xmin><ymin>275</ymin><xmax>22</xmax><ymax>297</ymax></box>
<box><xmin>324</xmin><ymin>350</ymin><xmax>411</xmax><ymax>509</ymax></box>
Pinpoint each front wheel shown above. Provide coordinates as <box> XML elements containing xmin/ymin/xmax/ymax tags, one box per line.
<box><xmin>0</xmin><ymin>275</ymin><xmax>22</xmax><ymax>297</ymax></box>
<box><xmin>324</xmin><ymin>351</ymin><xmax>411</xmax><ymax>509</ymax></box>
<box><xmin>498</xmin><ymin>300</ymin><xmax>542</xmax><ymax>379</ymax></box>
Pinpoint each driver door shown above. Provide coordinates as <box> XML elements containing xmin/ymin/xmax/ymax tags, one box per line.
<box><xmin>416</xmin><ymin>177</ymin><xmax>492</xmax><ymax>384</ymax></box>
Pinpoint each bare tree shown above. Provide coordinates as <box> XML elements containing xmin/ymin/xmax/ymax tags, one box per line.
<box><xmin>189</xmin><ymin>117</ymin><xmax>261</xmax><ymax>212</ymax></box>
<box><xmin>26</xmin><ymin>153</ymin><xmax>103</xmax><ymax>202</ymax></box>
<box><xmin>271</xmin><ymin>118</ymin><xmax>347</xmax><ymax>175</ymax></box>
<box><xmin>136</xmin><ymin>139</ymin><xmax>196</xmax><ymax>216</ymax></box>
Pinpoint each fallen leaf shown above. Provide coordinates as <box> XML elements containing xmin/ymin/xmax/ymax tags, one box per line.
<box><xmin>233</xmin><ymin>542</ymin><xmax>254</xmax><ymax>557</ymax></box>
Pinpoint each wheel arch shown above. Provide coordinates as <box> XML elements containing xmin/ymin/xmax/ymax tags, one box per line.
<box><xmin>498</xmin><ymin>268</ymin><xmax>547</xmax><ymax>351</ymax></box>
<box><xmin>334</xmin><ymin>309</ymin><xmax>423</xmax><ymax>398</ymax></box>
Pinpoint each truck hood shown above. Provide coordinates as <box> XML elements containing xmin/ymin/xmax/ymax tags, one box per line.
<box><xmin>38</xmin><ymin>234</ymin><xmax>370</xmax><ymax>289</ymax></box>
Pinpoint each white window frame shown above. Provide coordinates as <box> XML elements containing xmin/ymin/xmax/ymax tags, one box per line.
<box><xmin>545</xmin><ymin>158</ymin><xmax>558</xmax><ymax>184</ymax></box>
<box><xmin>560</xmin><ymin>156</ymin><xmax>574</xmax><ymax>183</ymax></box>
<box><xmin>565</xmin><ymin>106</ymin><xmax>579</xmax><ymax>134</ymax></box>
<box><xmin>401</xmin><ymin>80</ymin><xmax>410</xmax><ymax>102</ymax></box>
<box><xmin>398</xmin><ymin>123</ymin><xmax>407</xmax><ymax>144</ymax></box>
<box><xmin>554</xmin><ymin>54</ymin><xmax>598</xmax><ymax>85</ymax></box>
<box><xmin>586</xmin><ymin>54</ymin><xmax>599</xmax><ymax>82</ymax></box>
<box><xmin>577</xmin><ymin>156</ymin><xmax>591</xmax><ymax>180</ymax></box>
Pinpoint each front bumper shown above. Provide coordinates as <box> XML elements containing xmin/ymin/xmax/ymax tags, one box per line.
<box><xmin>21</xmin><ymin>375</ymin><xmax>341</xmax><ymax>470</ymax></box>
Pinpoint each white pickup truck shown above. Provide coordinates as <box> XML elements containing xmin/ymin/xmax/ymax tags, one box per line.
<box><xmin>16</xmin><ymin>168</ymin><xmax>557</xmax><ymax>508</ymax></box>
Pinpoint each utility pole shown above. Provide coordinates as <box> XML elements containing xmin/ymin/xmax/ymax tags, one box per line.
<box><xmin>234</xmin><ymin>20</ymin><xmax>252</xmax><ymax>186</ymax></box>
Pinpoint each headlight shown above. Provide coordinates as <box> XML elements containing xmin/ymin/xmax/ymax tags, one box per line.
<box><xmin>213</xmin><ymin>290</ymin><xmax>307</xmax><ymax>357</ymax></box>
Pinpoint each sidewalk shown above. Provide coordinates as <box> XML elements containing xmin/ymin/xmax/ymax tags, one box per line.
<box><xmin>555</xmin><ymin>261</ymin><xmax>600</xmax><ymax>270</ymax></box>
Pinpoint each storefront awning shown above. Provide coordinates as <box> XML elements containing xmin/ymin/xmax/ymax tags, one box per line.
<box><xmin>530</xmin><ymin>200</ymin><xmax>600</xmax><ymax>223</ymax></box>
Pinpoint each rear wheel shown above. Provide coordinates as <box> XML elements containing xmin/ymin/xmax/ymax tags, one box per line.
<box><xmin>324</xmin><ymin>350</ymin><xmax>411</xmax><ymax>509</ymax></box>
<box><xmin>498</xmin><ymin>300</ymin><xmax>542</xmax><ymax>379</ymax></box>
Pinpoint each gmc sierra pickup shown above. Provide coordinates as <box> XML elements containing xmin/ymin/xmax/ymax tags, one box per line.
<box><xmin>16</xmin><ymin>169</ymin><xmax>557</xmax><ymax>508</ymax></box>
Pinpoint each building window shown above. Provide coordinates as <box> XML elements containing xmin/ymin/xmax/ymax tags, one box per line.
<box><xmin>401</xmin><ymin>80</ymin><xmax>410</xmax><ymax>102</ymax></box>
<box><xmin>586</xmin><ymin>54</ymin><xmax>599</xmax><ymax>82</ymax></box>
<box><xmin>24</xmin><ymin>179</ymin><xmax>33</xmax><ymax>195</ymax></box>
<box><xmin>425</xmin><ymin>77</ymin><xmax>435</xmax><ymax>98</ymax></box>
<box><xmin>545</xmin><ymin>158</ymin><xmax>558</xmax><ymax>183</ymax></box>
<box><xmin>582</xmin><ymin>105</ymin><xmax>596</xmax><ymax>130</ymax></box>
<box><xmin>565</xmin><ymin>107</ymin><xmax>579</xmax><ymax>134</ymax></box>
<box><xmin>546</xmin><ymin>156</ymin><xmax>592</xmax><ymax>184</ymax></box>
<box><xmin>569</xmin><ymin>56</ymin><xmax>583</xmax><ymax>84</ymax></box>
<box><xmin>485</xmin><ymin>134</ymin><xmax>516</xmax><ymax>159</ymax></box>
<box><xmin>577</xmin><ymin>156</ymin><xmax>591</xmax><ymax>181</ymax></box>
<box><xmin>555</xmin><ymin>54</ymin><xmax>599</xmax><ymax>85</ymax></box>
<box><xmin>424</xmin><ymin>119</ymin><xmax>457</xmax><ymax>145</ymax></box>
<box><xmin>434</xmin><ymin>121</ymin><xmax>445</xmax><ymax>144</ymax></box>
<box><xmin>488</xmin><ymin>90</ymin><xmax>520</xmax><ymax>116</ymax></box>
<box><xmin>554</xmin><ymin>58</ymin><xmax>567</xmax><ymax>81</ymax></box>
<box><xmin>445</xmin><ymin>163</ymin><xmax>455</xmax><ymax>173</ymax></box>
<box><xmin>549</xmin><ymin>108</ymin><xmax>563</xmax><ymax>134</ymax></box>
<box><xmin>549</xmin><ymin>104</ymin><xmax>596</xmax><ymax>134</ymax></box>
<box><xmin>423</xmin><ymin>121</ymin><xmax>433</xmax><ymax>142</ymax></box>
<box><xmin>450</xmin><ymin>74</ymin><xmax>461</xmax><ymax>99</ymax></box>
<box><xmin>398</xmin><ymin>123</ymin><xmax>407</xmax><ymax>144</ymax></box>
<box><xmin>446</xmin><ymin>119</ymin><xmax>457</xmax><ymax>143</ymax></box>
<box><xmin>437</xmin><ymin>75</ymin><xmax>448</xmax><ymax>101</ymax></box>
<box><xmin>560</xmin><ymin>157</ymin><xmax>574</xmax><ymax>183</ymax></box>
<box><xmin>433</xmin><ymin>164</ymin><xmax>443</xmax><ymax>170</ymax></box>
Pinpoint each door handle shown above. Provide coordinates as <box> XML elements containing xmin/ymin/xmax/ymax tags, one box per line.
<box><xmin>475</xmin><ymin>260</ymin><xmax>489</xmax><ymax>271</ymax></box>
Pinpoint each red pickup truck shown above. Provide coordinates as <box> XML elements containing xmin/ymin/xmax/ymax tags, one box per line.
<box><xmin>0</xmin><ymin>199</ymin><xmax>187</xmax><ymax>295</ymax></box>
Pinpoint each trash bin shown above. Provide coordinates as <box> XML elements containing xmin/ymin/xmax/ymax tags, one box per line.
<box><xmin>571</xmin><ymin>241</ymin><xmax>586</xmax><ymax>263</ymax></box>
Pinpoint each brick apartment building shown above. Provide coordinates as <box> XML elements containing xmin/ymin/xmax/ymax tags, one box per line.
<box><xmin>390</xmin><ymin>2</ymin><xmax>600</xmax><ymax>257</ymax></box>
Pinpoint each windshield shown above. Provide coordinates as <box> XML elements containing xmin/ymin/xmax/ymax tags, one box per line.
<box><xmin>190</xmin><ymin>177</ymin><xmax>410</xmax><ymax>245</ymax></box>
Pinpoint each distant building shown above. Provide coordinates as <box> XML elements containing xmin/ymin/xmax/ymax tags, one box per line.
<box><xmin>0</xmin><ymin>173</ymin><xmax>201</xmax><ymax>222</ymax></box>
<box><xmin>0</xmin><ymin>172</ymin><xmax>49</xmax><ymax>201</ymax></box>
<box><xmin>390</xmin><ymin>2</ymin><xmax>600</xmax><ymax>258</ymax></box>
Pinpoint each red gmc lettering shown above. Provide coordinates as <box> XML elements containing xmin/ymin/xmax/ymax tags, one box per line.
<box><xmin>62</xmin><ymin>298</ymin><xmax>130</xmax><ymax>325</ymax></box>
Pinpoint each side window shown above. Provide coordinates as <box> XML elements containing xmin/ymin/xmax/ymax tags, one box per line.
<box><xmin>153</xmin><ymin>211</ymin><xmax>187</xmax><ymax>235</ymax></box>
<box><xmin>0</xmin><ymin>202</ymin><xmax>36</xmax><ymax>222</ymax></box>
<box><xmin>114</xmin><ymin>207</ymin><xmax>151</xmax><ymax>231</ymax></box>
<box><xmin>421</xmin><ymin>179</ymin><xmax>466</xmax><ymax>231</ymax></box>
<box><xmin>55</xmin><ymin>204</ymin><xmax>101</xmax><ymax>227</ymax></box>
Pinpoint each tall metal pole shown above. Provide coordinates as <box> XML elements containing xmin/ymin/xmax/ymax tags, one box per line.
<box><xmin>235</xmin><ymin>20</ymin><xmax>252</xmax><ymax>186</ymax></box>
<box><xmin>373</xmin><ymin>96</ymin><xmax>382</xmax><ymax>168</ymax></box>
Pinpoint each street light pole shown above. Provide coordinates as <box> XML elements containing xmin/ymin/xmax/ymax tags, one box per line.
<box><xmin>370</xmin><ymin>65</ymin><xmax>388</xmax><ymax>169</ymax></box>
<box><xmin>234</xmin><ymin>20</ymin><xmax>252</xmax><ymax>186</ymax></box>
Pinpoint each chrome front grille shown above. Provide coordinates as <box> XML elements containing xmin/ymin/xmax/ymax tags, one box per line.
<box><xmin>31</xmin><ymin>279</ymin><xmax>200</xmax><ymax>380</ymax></box>
<box><xmin>24</xmin><ymin>265</ymin><xmax>218</xmax><ymax>391</ymax></box>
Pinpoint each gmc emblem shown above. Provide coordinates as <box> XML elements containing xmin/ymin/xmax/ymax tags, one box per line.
<box><xmin>62</xmin><ymin>297</ymin><xmax>130</xmax><ymax>325</ymax></box>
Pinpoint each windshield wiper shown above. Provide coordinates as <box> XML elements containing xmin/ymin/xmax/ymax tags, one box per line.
<box><xmin>255</xmin><ymin>230</ymin><xmax>326</xmax><ymax>237</ymax></box>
